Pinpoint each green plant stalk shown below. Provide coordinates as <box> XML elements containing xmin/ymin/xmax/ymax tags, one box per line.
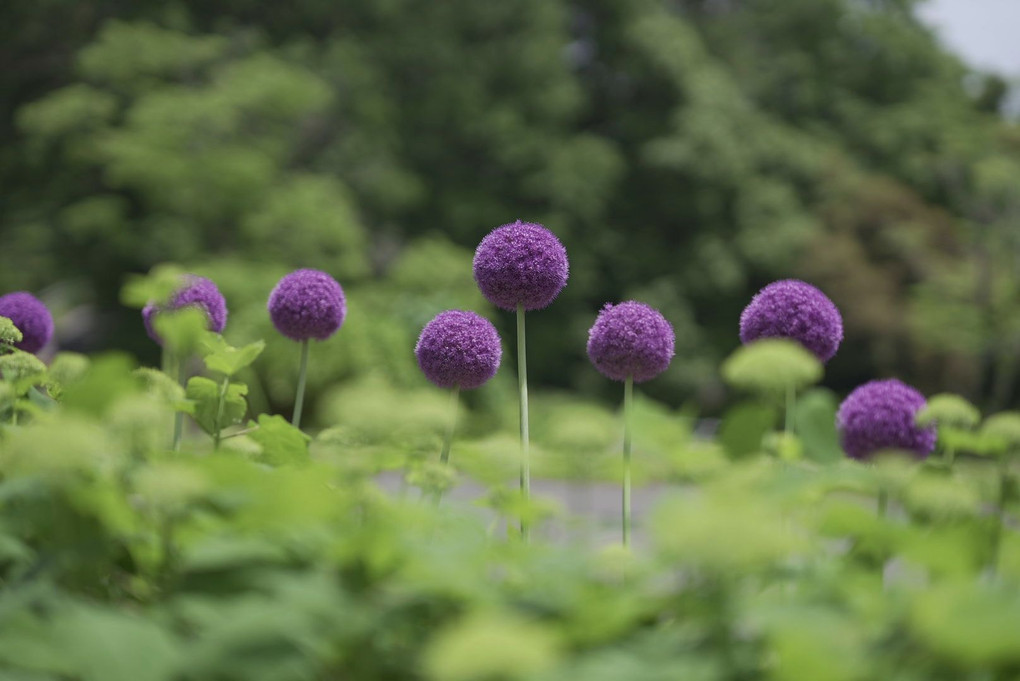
<box><xmin>623</xmin><ymin>375</ymin><xmax>634</xmax><ymax>548</ymax></box>
<box><xmin>172</xmin><ymin>355</ymin><xmax>184</xmax><ymax>452</ymax></box>
<box><xmin>292</xmin><ymin>339</ymin><xmax>310</xmax><ymax>429</ymax></box>
<box><xmin>517</xmin><ymin>304</ymin><xmax>530</xmax><ymax>541</ymax></box>
<box><xmin>785</xmin><ymin>382</ymin><xmax>795</xmax><ymax>435</ymax></box>
<box><xmin>434</xmin><ymin>385</ymin><xmax>460</xmax><ymax>505</ymax></box>
<box><xmin>212</xmin><ymin>376</ymin><xmax>229</xmax><ymax>450</ymax></box>
<box><xmin>440</xmin><ymin>385</ymin><xmax>460</xmax><ymax>466</ymax></box>
<box><xmin>877</xmin><ymin>487</ymin><xmax>888</xmax><ymax>518</ymax></box>
<box><xmin>990</xmin><ymin>453</ymin><xmax>1011</xmax><ymax>577</ymax></box>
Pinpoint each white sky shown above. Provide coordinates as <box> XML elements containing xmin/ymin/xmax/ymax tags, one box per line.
<box><xmin>916</xmin><ymin>0</ymin><xmax>1020</xmax><ymax>75</ymax></box>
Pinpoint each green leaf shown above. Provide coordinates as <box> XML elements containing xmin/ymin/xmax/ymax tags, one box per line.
<box><xmin>0</xmin><ymin>351</ymin><xmax>48</xmax><ymax>396</ymax></box>
<box><xmin>916</xmin><ymin>393</ymin><xmax>981</xmax><ymax>429</ymax></box>
<box><xmin>911</xmin><ymin>582</ymin><xmax>1020</xmax><ymax>665</ymax></box>
<box><xmin>185</xmin><ymin>376</ymin><xmax>248</xmax><ymax>436</ymax></box>
<box><xmin>0</xmin><ymin>602</ymin><xmax>182</xmax><ymax>681</ymax></box>
<box><xmin>0</xmin><ymin>315</ymin><xmax>23</xmax><ymax>346</ymax></box>
<box><xmin>424</xmin><ymin>612</ymin><xmax>562</xmax><ymax>681</ymax></box>
<box><xmin>46</xmin><ymin>352</ymin><xmax>90</xmax><ymax>398</ymax></box>
<box><xmin>200</xmin><ymin>336</ymin><xmax>265</xmax><ymax>377</ymax></box>
<box><xmin>248</xmin><ymin>414</ymin><xmax>310</xmax><ymax>466</ymax></box>
<box><xmin>795</xmin><ymin>388</ymin><xmax>843</xmax><ymax>463</ymax></box>
<box><xmin>718</xmin><ymin>401</ymin><xmax>778</xmax><ymax>458</ymax></box>
<box><xmin>980</xmin><ymin>411</ymin><xmax>1020</xmax><ymax>452</ymax></box>
<box><xmin>153</xmin><ymin>306</ymin><xmax>213</xmax><ymax>356</ymax></box>
<box><xmin>722</xmin><ymin>338</ymin><xmax>823</xmax><ymax>395</ymax></box>
<box><xmin>119</xmin><ymin>263</ymin><xmax>185</xmax><ymax>309</ymax></box>
<box><xmin>61</xmin><ymin>353</ymin><xmax>138</xmax><ymax>417</ymax></box>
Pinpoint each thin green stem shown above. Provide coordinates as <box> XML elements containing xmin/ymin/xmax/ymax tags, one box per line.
<box><xmin>212</xmin><ymin>376</ymin><xmax>229</xmax><ymax>450</ymax></box>
<box><xmin>172</xmin><ymin>355</ymin><xmax>184</xmax><ymax>452</ymax></box>
<box><xmin>434</xmin><ymin>386</ymin><xmax>461</xmax><ymax>506</ymax></box>
<box><xmin>944</xmin><ymin>446</ymin><xmax>956</xmax><ymax>467</ymax></box>
<box><xmin>623</xmin><ymin>375</ymin><xmax>634</xmax><ymax>548</ymax></box>
<box><xmin>877</xmin><ymin>487</ymin><xmax>888</xmax><ymax>519</ymax></box>
<box><xmin>990</xmin><ymin>454</ymin><xmax>1011</xmax><ymax>578</ymax></box>
<box><xmin>292</xmin><ymin>339</ymin><xmax>310</xmax><ymax>429</ymax></box>
<box><xmin>517</xmin><ymin>304</ymin><xmax>530</xmax><ymax>542</ymax></box>
<box><xmin>439</xmin><ymin>386</ymin><xmax>460</xmax><ymax>466</ymax></box>
<box><xmin>785</xmin><ymin>383</ymin><xmax>795</xmax><ymax>435</ymax></box>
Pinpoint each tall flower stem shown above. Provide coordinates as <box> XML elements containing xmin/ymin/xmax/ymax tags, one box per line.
<box><xmin>434</xmin><ymin>386</ymin><xmax>461</xmax><ymax>505</ymax></box>
<box><xmin>292</xmin><ymin>339</ymin><xmax>310</xmax><ymax>429</ymax></box>
<box><xmin>990</xmin><ymin>453</ymin><xmax>1012</xmax><ymax>577</ymax></box>
<box><xmin>623</xmin><ymin>375</ymin><xmax>634</xmax><ymax>548</ymax></box>
<box><xmin>785</xmin><ymin>382</ymin><xmax>795</xmax><ymax>435</ymax></box>
<box><xmin>212</xmin><ymin>376</ymin><xmax>229</xmax><ymax>451</ymax></box>
<box><xmin>172</xmin><ymin>354</ymin><xmax>184</xmax><ymax>452</ymax></box>
<box><xmin>440</xmin><ymin>385</ymin><xmax>460</xmax><ymax>466</ymax></box>
<box><xmin>517</xmin><ymin>303</ymin><xmax>530</xmax><ymax>541</ymax></box>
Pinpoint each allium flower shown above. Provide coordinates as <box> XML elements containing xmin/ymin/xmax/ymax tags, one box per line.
<box><xmin>268</xmin><ymin>269</ymin><xmax>346</xmax><ymax>341</ymax></box>
<box><xmin>587</xmin><ymin>301</ymin><xmax>675</xmax><ymax>383</ymax></box>
<box><xmin>473</xmin><ymin>220</ymin><xmax>569</xmax><ymax>311</ymax></box>
<box><xmin>739</xmin><ymin>279</ymin><xmax>843</xmax><ymax>363</ymax></box>
<box><xmin>415</xmin><ymin>310</ymin><xmax>502</xmax><ymax>389</ymax></box>
<box><xmin>143</xmin><ymin>275</ymin><xmax>227</xmax><ymax>344</ymax></box>
<box><xmin>0</xmin><ymin>292</ymin><xmax>54</xmax><ymax>354</ymax></box>
<box><xmin>836</xmin><ymin>379</ymin><xmax>936</xmax><ymax>460</ymax></box>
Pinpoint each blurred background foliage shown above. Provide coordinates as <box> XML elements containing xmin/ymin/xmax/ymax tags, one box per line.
<box><xmin>3</xmin><ymin>0</ymin><xmax>1020</xmax><ymax>422</ymax></box>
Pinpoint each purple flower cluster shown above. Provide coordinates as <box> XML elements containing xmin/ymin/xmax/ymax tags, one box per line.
<box><xmin>268</xmin><ymin>269</ymin><xmax>346</xmax><ymax>342</ymax></box>
<box><xmin>143</xmin><ymin>275</ymin><xmax>228</xmax><ymax>345</ymax></box>
<box><xmin>415</xmin><ymin>310</ymin><xmax>502</xmax><ymax>390</ymax></box>
<box><xmin>836</xmin><ymin>379</ymin><xmax>936</xmax><ymax>460</ymax></box>
<box><xmin>0</xmin><ymin>292</ymin><xmax>54</xmax><ymax>354</ymax></box>
<box><xmin>587</xmin><ymin>301</ymin><xmax>675</xmax><ymax>383</ymax></box>
<box><xmin>473</xmin><ymin>221</ymin><xmax>569</xmax><ymax>311</ymax></box>
<box><xmin>740</xmin><ymin>279</ymin><xmax>843</xmax><ymax>363</ymax></box>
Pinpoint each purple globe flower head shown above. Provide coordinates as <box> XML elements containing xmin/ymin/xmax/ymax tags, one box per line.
<box><xmin>587</xmin><ymin>301</ymin><xmax>675</xmax><ymax>383</ymax></box>
<box><xmin>740</xmin><ymin>279</ymin><xmax>843</xmax><ymax>363</ymax></box>
<box><xmin>837</xmin><ymin>379</ymin><xmax>936</xmax><ymax>460</ymax></box>
<box><xmin>142</xmin><ymin>275</ymin><xmax>228</xmax><ymax>345</ymax></box>
<box><xmin>415</xmin><ymin>310</ymin><xmax>502</xmax><ymax>390</ymax></box>
<box><xmin>473</xmin><ymin>220</ymin><xmax>569</xmax><ymax>311</ymax></box>
<box><xmin>268</xmin><ymin>269</ymin><xmax>346</xmax><ymax>342</ymax></box>
<box><xmin>0</xmin><ymin>292</ymin><xmax>54</xmax><ymax>354</ymax></box>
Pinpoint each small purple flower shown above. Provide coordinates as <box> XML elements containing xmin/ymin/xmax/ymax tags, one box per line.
<box><xmin>837</xmin><ymin>379</ymin><xmax>936</xmax><ymax>460</ymax></box>
<box><xmin>0</xmin><ymin>292</ymin><xmax>54</xmax><ymax>354</ymax></box>
<box><xmin>268</xmin><ymin>269</ymin><xmax>346</xmax><ymax>342</ymax></box>
<box><xmin>415</xmin><ymin>310</ymin><xmax>502</xmax><ymax>389</ymax></box>
<box><xmin>587</xmin><ymin>301</ymin><xmax>675</xmax><ymax>383</ymax></box>
<box><xmin>740</xmin><ymin>279</ymin><xmax>843</xmax><ymax>363</ymax></box>
<box><xmin>473</xmin><ymin>220</ymin><xmax>569</xmax><ymax>311</ymax></box>
<box><xmin>143</xmin><ymin>275</ymin><xmax>228</xmax><ymax>344</ymax></box>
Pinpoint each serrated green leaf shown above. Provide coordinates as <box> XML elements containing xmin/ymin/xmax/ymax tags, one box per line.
<box><xmin>200</xmin><ymin>336</ymin><xmax>265</xmax><ymax>377</ymax></box>
<box><xmin>185</xmin><ymin>376</ymin><xmax>248</xmax><ymax>436</ymax></box>
<box><xmin>248</xmin><ymin>414</ymin><xmax>310</xmax><ymax>466</ymax></box>
<box><xmin>722</xmin><ymin>338</ymin><xmax>823</xmax><ymax>395</ymax></box>
<box><xmin>0</xmin><ymin>315</ymin><xmax>24</xmax><ymax>346</ymax></box>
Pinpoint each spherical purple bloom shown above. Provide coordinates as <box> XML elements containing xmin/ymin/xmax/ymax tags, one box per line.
<box><xmin>415</xmin><ymin>310</ymin><xmax>502</xmax><ymax>390</ymax></box>
<box><xmin>587</xmin><ymin>301</ymin><xmax>675</xmax><ymax>383</ymax></box>
<box><xmin>0</xmin><ymin>292</ymin><xmax>54</xmax><ymax>354</ymax></box>
<box><xmin>836</xmin><ymin>379</ymin><xmax>936</xmax><ymax>460</ymax></box>
<box><xmin>739</xmin><ymin>279</ymin><xmax>843</xmax><ymax>363</ymax></box>
<box><xmin>473</xmin><ymin>220</ymin><xmax>569</xmax><ymax>311</ymax></box>
<box><xmin>142</xmin><ymin>275</ymin><xmax>227</xmax><ymax>344</ymax></box>
<box><xmin>268</xmin><ymin>269</ymin><xmax>346</xmax><ymax>342</ymax></box>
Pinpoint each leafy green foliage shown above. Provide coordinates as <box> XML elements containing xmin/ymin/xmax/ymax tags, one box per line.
<box><xmin>0</xmin><ymin>315</ymin><xmax>23</xmax><ymax>347</ymax></box>
<box><xmin>722</xmin><ymin>339</ymin><xmax>823</xmax><ymax>395</ymax></box>
<box><xmin>185</xmin><ymin>376</ymin><xmax>248</xmax><ymax>437</ymax></box>
<box><xmin>917</xmin><ymin>393</ymin><xmax>982</xmax><ymax>428</ymax></box>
